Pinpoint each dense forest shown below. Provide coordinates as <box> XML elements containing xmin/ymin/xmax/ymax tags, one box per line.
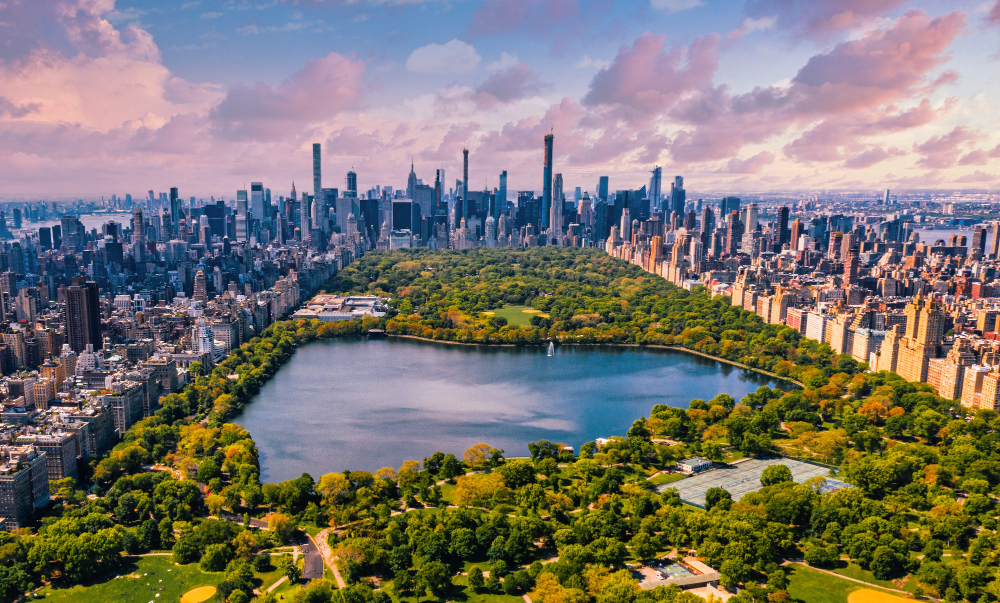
<box><xmin>1</xmin><ymin>247</ymin><xmax>996</xmax><ymax>603</ymax></box>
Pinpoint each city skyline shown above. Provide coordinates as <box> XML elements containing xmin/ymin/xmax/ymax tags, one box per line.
<box><xmin>1</xmin><ymin>0</ymin><xmax>999</xmax><ymax>198</ymax></box>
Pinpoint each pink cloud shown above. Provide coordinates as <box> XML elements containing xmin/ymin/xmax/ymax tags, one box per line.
<box><xmin>583</xmin><ymin>33</ymin><xmax>720</xmax><ymax>119</ymax></box>
<box><xmin>990</xmin><ymin>1</ymin><xmax>1000</xmax><ymax>25</ymax></box>
<box><xmin>842</xmin><ymin>147</ymin><xmax>906</xmax><ymax>169</ymax></box>
<box><xmin>958</xmin><ymin>144</ymin><xmax>1000</xmax><ymax>166</ymax></box>
<box><xmin>955</xmin><ymin>170</ymin><xmax>1000</xmax><ymax>184</ymax></box>
<box><xmin>747</xmin><ymin>0</ymin><xmax>908</xmax><ymax>37</ymax></box>
<box><xmin>721</xmin><ymin>151</ymin><xmax>775</xmax><ymax>174</ymax></box>
<box><xmin>914</xmin><ymin>126</ymin><xmax>982</xmax><ymax>169</ymax></box>
<box><xmin>210</xmin><ymin>53</ymin><xmax>365</xmax><ymax>141</ymax></box>
<box><xmin>474</xmin><ymin>63</ymin><xmax>546</xmax><ymax>107</ymax></box>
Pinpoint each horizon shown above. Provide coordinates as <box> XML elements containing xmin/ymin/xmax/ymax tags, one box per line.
<box><xmin>1</xmin><ymin>0</ymin><xmax>999</xmax><ymax>198</ymax></box>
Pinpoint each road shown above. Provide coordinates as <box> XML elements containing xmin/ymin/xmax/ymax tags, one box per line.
<box><xmin>313</xmin><ymin>528</ymin><xmax>347</xmax><ymax>588</ymax></box>
<box><xmin>293</xmin><ymin>531</ymin><xmax>323</xmax><ymax>581</ymax></box>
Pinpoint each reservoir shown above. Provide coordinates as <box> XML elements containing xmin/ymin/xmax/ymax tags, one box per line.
<box><xmin>238</xmin><ymin>338</ymin><xmax>789</xmax><ymax>482</ymax></box>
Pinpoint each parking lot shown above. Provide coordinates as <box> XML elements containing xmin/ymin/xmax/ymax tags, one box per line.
<box><xmin>659</xmin><ymin>457</ymin><xmax>832</xmax><ymax>507</ymax></box>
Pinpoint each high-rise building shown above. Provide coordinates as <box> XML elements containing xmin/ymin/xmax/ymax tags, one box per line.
<box><xmin>551</xmin><ymin>173</ymin><xmax>563</xmax><ymax>238</ymax></box>
<box><xmin>497</xmin><ymin>170</ymin><xmax>507</xmax><ymax>221</ymax></box>
<box><xmin>251</xmin><ymin>182</ymin><xmax>266</xmax><ymax>232</ymax></box>
<box><xmin>648</xmin><ymin>166</ymin><xmax>662</xmax><ymax>213</ymax></box>
<box><xmin>972</xmin><ymin>226</ymin><xmax>987</xmax><ymax>256</ymax></box>
<box><xmin>346</xmin><ymin>171</ymin><xmax>357</xmax><ymax>196</ymax></box>
<box><xmin>193</xmin><ymin>269</ymin><xmax>207</xmax><ymax>305</ymax></box>
<box><xmin>669</xmin><ymin>176</ymin><xmax>685</xmax><ymax>217</ymax></box>
<box><xmin>991</xmin><ymin>221</ymin><xmax>1000</xmax><ymax>259</ymax></box>
<box><xmin>407</xmin><ymin>161</ymin><xmax>418</xmax><ymax>201</ymax></box>
<box><xmin>462</xmin><ymin>149</ymin><xmax>470</xmax><ymax>221</ymax></box>
<box><xmin>132</xmin><ymin>208</ymin><xmax>145</xmax><ymax>261</ymax></box>
<box><xmin>542</xmin><ymin>134</ymin><xmax>553</xmax><ymax>229</ymax></box>
<box><xmin>236</xmin><ymin>190</ymin><xmax>248</xmax><ymax>241</ymax></box>
<box><xmin>434</xmin><ymin>169</ymin><xmax>445</xmax><ymax>217</ymax></box>
<box><xmin>313</xmin><ymin>143</ymin><xmax>322</xmax><ymax>201</ymax></box>
<box><xmin>598</xmin><ymin>176</ymin><xmax>609</xmax><ymax>203</ymax></box>
<box><xmin>170</xmin><ymin>187</ymin><xmax>182</xmax><ymax>228</ymax></box>
<box><xmin>777</xmin><ymin>206</ymin><xmax>790</xmax><ymax>249</ymax></box>
<box><xmin>65</xmin><ymin>277</ymin><xmax>101</xmax><ymax>353</ymax></box>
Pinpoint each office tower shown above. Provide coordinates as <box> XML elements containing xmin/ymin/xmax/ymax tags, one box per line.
<box><xmin>462</xmin><ymin>148</ymin><xmax>469</xmax><ymax>219</ymax></box>
<box><xmin>407</xmin><ymin>161</ymin><xmax>418</xmax><ymax>201</ymax></box>
<box><xmin>497</xmin><ymin>170</ymin><xmax>507</xmax><ymax>221</ymax></box>
<box><xmin>683</xmin><ymin>210</ymin><xmax>696</xmax><ymax>231</ymax></box>
<box><xmin>972</xmin><ymin>227</ymin><xmax>987</xmax><ymax>256</ymax></box>
<box><xmin>991</xmin><ymin>221</ymin><xmax>1000</xmax><ymax>259</ymax></box>
<box><xmin>669</xmin><ymin>176</ymin><xmax>685</xmax><ymax>216</ymax></box>
<box><xmin>193</xmin><ymin>270</ymin><xmax>207</xmax><ymax>305</ymax></box>
<box><xmin>434</xmin><ymin>169</ymin><xmax>445</xmax><ymax>217</ymax></box>
<box><xmin>251</xmin><ymin>182</ymin><xmax>265</xmax><ymax>228</ymax></box>
<box><xmin>725</xmin><ymin>211</ymin><xmax>742</xmax><ymax>255</ymax></box>
<box><xmin>39</xmin><ymin>227</ymin><xmax>52</xmax><ymax>251</ymax></box>
<box><xmin>132</xmin><ymin>208</ymin><xmax>145</xmax><ymax>261</ymax></box>
<box><xmin>346</xmin><ymin>171</ymin><xmax>357</xmax><ymax>196</ymax></box>
<box><xmin>598</xmin><ymin>176</ymin><xmax>609</xmax><ymax>202</ymax></box>
<box><xmin>700</xmin><ymin>205</ymin><xmax>714</xmax><ymax>246</ymax></box>
<box><xmin>12</xmin><ymin>208</ymin><xmax>21</xmax><ymax>229</ymax></box>
<box><xmin>551</xmin><ymin>173</ymin><xmax>563</xmax><ymax>237</ymax></box>
<box><xmin>648</xmin><ymin>166</ymin><xmax>662</xmax><ymax>213</ymax></box>
<box><xmin>170</xmin><ymin>187</ymin><xmax>181</xmax><ymax>228</ymax></box>
<box><xmin>542</xmin><ymin>134</ymin><xmax>553</xmax><ymax>229</ymax></box>
<box><xmin>721</xmin><ymin>196</ymin><xmax>741</xmax><ymax>217</ymax></box>
<box><xmin>790</xmin><ymin>218</ymin><xmax>802</xmax><ymax>251</ymax></box>
<box><xmin>313</xmin><ymin>143</ymin><xmax>322</xmax><ymax>201</ymax></box>
<box><xmin>236</xmin><ymin>190</ymin><xmax>248</xmax><ymax>241</ymax></box>
<box><xmin>884</xmin><ymin>189</ymin><xmax>890</xmax><ymax>204</ymax></box>
<box><xmin>777</xmin><ymin>206</ymin><xmax>790</xmax><ymax>249</ymax></box>
<box><xmin>65</xmin><ymin>277</ymin><xmax>101</xmax><ymax>353</ymax></box>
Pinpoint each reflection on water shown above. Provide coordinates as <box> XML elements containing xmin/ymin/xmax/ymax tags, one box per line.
<box><xmin>237</xmin><ymin>338</ymin><xmax>788</xmax><ymax>481</ymax></box>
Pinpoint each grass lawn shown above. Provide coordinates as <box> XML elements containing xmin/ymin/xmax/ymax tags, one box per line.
<box><xmin>35</xmin><ymin>555</ymin><xmax>222</xmax><ymax>603</ymax></box>
<box><xmin>486</xmin><ymin>305</ymin><xmax>539</xmax><ymax>326</ymax></box>
<box><xmin>647</xmin><ymin>472</ymin><xmax>686</xmax><ymax>486</ymax></box>
<box><xmin>439</xmin><ymin>482</ymin><xmax>457</xmax><ymax>504</ymax></box>
<box><xmin>786</xmin><ymin>564</ymin><xmax>910</xmax><ymax>603</ymax></box>
<box><xmin>830</xmin><ymin>562</ymin><xmax>910</xmax><ymax>592</ymax></box>
<box><xmin>383</xmin><ymin>573</ymin><xmax>525</xmax><ymax>602</ymax></box>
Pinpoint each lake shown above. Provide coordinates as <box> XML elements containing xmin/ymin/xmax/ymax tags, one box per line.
<box><xmin>237</xmin><ymin>338</ymin><xmax>790</xmax><ymax>482</ymax></box>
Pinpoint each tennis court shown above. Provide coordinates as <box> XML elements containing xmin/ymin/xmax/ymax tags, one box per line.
<box><xmin>659</xmin><ymin>457</ymin><xmax>832</xmax><ymax>507</ymax></box>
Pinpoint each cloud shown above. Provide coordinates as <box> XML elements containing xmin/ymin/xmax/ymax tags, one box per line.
<box><xmin>721</xmin><ymin>151</ymin><xmax>775</xmax><ymax>174</ymax></box>
<box><xmin>467</xmin><ymin>0</ymin><xmax>578</xmax><ymax>37</ymax></box>
<box><xmin>842</xmin><ymin>146</ymin><xmax>905</xmax><ymax>169</ymax></box>
<box><xmin>990</xmin><ymin>1</ymin><xmax>1000</xmax><ymax>25</ymax></box>
<box><xmin>747</xmin><ymin>0</ymin><xmax>909</xmax><ymax>37</ymax></box>
<box><xmin>958</xmin><ymin>144</ymin><xmax>1000</xmax><ymax>166</ymax></box>
<box><xmin>955</xmin><ymin>170</ymin><xmax>999</xmax><ymax>184</ymax></box>
<box><xmin>406</xmin><ymin>39</ymin><xmax>481</xmax><ymax>74</ymax></box>
<box><xmin>201</xmin><ymin>11</ymin><xmax>223</xmax><ymax>19</ymax></box>
<box><xmin>180</xmin><ymin>1</ymin><xmax>201</xmax><ymax>8</ymax></box>
<box><xmin>651</xmin><ymin>0</ymin><xmax>703</xmax><ymax>13</ymax></box>
<box><xmin>210</xmin><ymin>52</ymin><xmax>365</xmax><ymax>141</ymax></box>
<box><xmin>0</xmin><ymin>96</ymin><xmax>40</xmax><ymax>118</ymax></box>
<box><xmin>574</xmin><ymin>55</ymin><xmax>610</xmax><ymax>70</ymax></box>
<box><xmin>728</xmin><ymin>16</ymin><xmax>777</xmax><ymax>41</ymax></box>
<box><xmin>913</xmin><ymin>126</ymin><xmax>982</xmax><ymax>169</ymax></box>
<box><xmin>583</xmin><ymin>33</ymin><xmax>720</xmax><ymax>119</ymax></box>
<box><xmin>485</xmin><ymin>52</ymin><xmax>519</xmax><ymax>71</ymax></box>
<box><xmin>474</xmin><ymin>63</ymin><xmax>546</xmax><ymax>107</ymax></box>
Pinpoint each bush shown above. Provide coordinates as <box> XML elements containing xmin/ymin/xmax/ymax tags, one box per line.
<box><xmin>253</xmin><ymin>554</ymin><xmax>273</xmax><ymax>572</ymax></box>
<box><xmin>200</xmin><ymin>543</ymin><xmax>233</xmax><ymax>572</ymax></box>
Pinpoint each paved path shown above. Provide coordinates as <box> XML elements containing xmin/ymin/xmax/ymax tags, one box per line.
<box><xmin>314</xmin><ymin>528</ymin><xmax>347</xmax><ymax>589</ymax></box>
<box><xmin>267</xmin><ymin>576</ymin><xmax>288</xmax><ymax>592</ymax></box>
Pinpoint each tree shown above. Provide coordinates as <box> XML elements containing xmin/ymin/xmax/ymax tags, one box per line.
<box><xmin>761</xmin><ymin>464</ymin><xmax>793</xmax><ymax>487</ymax></box>
<box><xmin>268</xmin><ymin>513</ymin><xmax>295</xmax><ymax>545</ymax></box>
<box><xmin>498</xmin><ymin>459</ymin><xmax>536</xmax><ymax>489</ymax></box>
<box><xmin>279</xmin><ymin>555</ymin><xmax>301</xmax><ymax>583</ymax></box>
<box><xmin>468</xmin><ymin>566</ymin><xmax>485</xmax><ymax>591</ymax></box>
<box><xmin>417</xmin><ymin>561</ymin><xmax>450</xmax><ymax>599</ymax></box>
<box><xmin>704</xmin><ymin>487</ymin><xmax>732</xmax><ymax>512</ymax></box>
<box><xmin>464</xmin><ymin>443</ymin><xmax>494</xmax><ymax>467</ymax></box>
<box><xmin>200</xmin><ymin>543</ymin><xmax>233</xmax><ymax>572</ymax></box>
<box><xmin>629</xmin><ymin>531</ymin><xmax>657</xmax><ymax>561</ymax></box>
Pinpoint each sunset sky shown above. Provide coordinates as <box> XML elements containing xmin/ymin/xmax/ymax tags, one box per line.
<box><xmin>1</xmin><ymin>0</ymin><xmax>999</xmax><ymax>198</ymax></box>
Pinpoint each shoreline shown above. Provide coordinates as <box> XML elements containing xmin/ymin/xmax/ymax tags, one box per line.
<box><xmin>379</xmin><ymin>333</ymin><xmax>804</xmax><ymax>388</ymax></box>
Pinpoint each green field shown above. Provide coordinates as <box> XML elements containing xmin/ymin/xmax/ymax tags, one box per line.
<box><xmin>647</xmin><ymin>472</ymin><xmax>686</xmax><ymax>486</ymax></box>
<box><xmin>785</xmin><ymin>564</ymin><xmax>910</xmax><ymax>603</ymax></box>
<box><xmin>384</xmin><ymin>573</ymin><xmax>525</xmax><ymax>602</ymax></box>
<box><xmin>35</xmin><ymin>555</ymin><xmax>222</xmax><ymax>603</ymax></box>
<box><xmin>483</xmin><ymin>305</ymin><xmax>545</xmax><ymax>326</ymax></box>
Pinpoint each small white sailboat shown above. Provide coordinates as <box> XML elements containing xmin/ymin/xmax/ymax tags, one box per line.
<box><xmin>547</xmin><ymin>341</ymin><xmax>555</xmax><ymax>357</ymax></box>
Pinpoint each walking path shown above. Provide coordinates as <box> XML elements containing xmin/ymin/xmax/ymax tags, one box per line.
<box><xmin>314</xmin><ymin>528</ymin><xmax>347</xmax><ymax>589</ymax></box>
<box><xmin>267</xmin><ymin>576</ymin><xmax>288</xmax><ymax>592</ymax></box>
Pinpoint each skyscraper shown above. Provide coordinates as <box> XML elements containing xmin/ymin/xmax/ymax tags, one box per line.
<box><xmin>170</xmin><ymin>187</ymin><xmax>181</xmax><ymax>228</ymax></box>
<box><xmin>313</xmin><ymin>143</ymin><xmax>322</xmax><ymax>201</ymax></box>
<box><xmin>497</xmin><ymin>170</ymin><xmax>507</xmax><ymax>221</ymax></box>
<box><xmin>251</xmin><ymin>182</ymin><xmax>266</xmax><ymax>230</ymax></box>
<box><xmin>669</xmin><ymin>176</ymin><xmax>685</xmax><ymax>217</ymax></box>
<box><xmin>132</xmin><ymin>208</ymin><xmax>145</xmax><ymax>261</ymax></box>
<box><xmin>462</xmin><ymin>148</ymin><xmax>469</xmax><ymax>221</ymax></box>
<box><xmin>991</xmin><ymin>221</ymin><xmax>1000</xmax><ymax>259</ymax></box>
<box><xmin>434</xmin><ymin>169</ymin><xmax>445</xmax><ymax>217</ymax></box>
<box><xmin>407</xmin><ymin>161</ymin><xmax>418</xmax><ymax>201</ymax></box>
<box><xmin>346</xmin><ymin>171</ymin><xmax>357</xmax><ymax>196</ymax></box>
<box><xmin>236</xmin><ymin>190</ymin><xmax>248</xmax><ymax>241</ymax></box>
<box><xmin>598</xmin><ymin>176</ymin><xmax>609</xmax><ymax>203</ymax></box>
<box><xmin>542</xmin><ymin>134</ymin><xmax>554</xmax><ymax>229</ymax></box>
<box><xmin>193</xmin><ymin>269</ymin><xmax>207</xmax><ymax>305</ymax></box>
<box><xmin>65</xmin><ymin>277</ymin><xmax>101</xmax><ymax>353</ymax></box>
<box><xmin>551</xmin><ymin>173</ymin><xmax>563</xmax><ymax>238</ymax></box>
<box><xmin>648</xmin><ymin>167</ymin><xmax>662</xmax><ymax>213</ymax></box>
<box><xmin>777</xmin><ymin>206</ymin><xmax>790</xmax><ymax>249</ymax></box>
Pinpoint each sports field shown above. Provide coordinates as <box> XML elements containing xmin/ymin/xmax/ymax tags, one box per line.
<box><xmin>36</xmin><ymin>555</ymin><xmax>222</xmax><ymax>603</ymax></box>
<box><xmin>658</xmin><ymin>457</ymin><xmax>831</xmax><ymax>507</ymax></box>
<box><xmin>484</xmin><ymin>305</ymin><xmax>549</xmax><ymax>326</ymax></box>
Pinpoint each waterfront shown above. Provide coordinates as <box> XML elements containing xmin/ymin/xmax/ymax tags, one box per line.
<box><xmin>239</xmin><ymin>338</ymin><xmax>789</xmax><ymax>481</ymax></box>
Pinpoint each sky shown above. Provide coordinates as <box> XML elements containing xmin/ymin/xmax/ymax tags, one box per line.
<box><xmin>1</xmin><ymin>0</ymin><xmax>999</xmax><ymax>199</ymax></box>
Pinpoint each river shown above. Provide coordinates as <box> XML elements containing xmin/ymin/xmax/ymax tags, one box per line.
<box><xmin>237</xmin><ymin>338</ymin><xmax>791</xmax><ymax>481</ymax></box>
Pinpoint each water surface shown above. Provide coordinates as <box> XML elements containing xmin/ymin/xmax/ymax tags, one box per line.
<box><xmin>238</xmin><ymin>338</ymin><xmax>788</xmax><ymax>481</ymax></box>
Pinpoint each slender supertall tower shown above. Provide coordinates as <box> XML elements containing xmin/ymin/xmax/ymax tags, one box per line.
<box><xmin>435</xmin><ymin>169</ymin><xmax>445</xmax><ymax>217</ymax></box>
<box><xmin>132</xmin><ymin>208</ymin><xmax>145</xmax><ymax>261</ymax></box>
<box><xmin>497</xmin><ymin>170</ymin><xmax>507</xmax><ymax>221</ymax></box>
<box><xmin>462</xmin><ymin>148</ymin><xmax>469</xmax><ymax>220</ymax></box>
<box><xmin>312</xmin><ymin>143</ymin><xmax>322</xmax><ymax>200</ymax></box>
<box><xmin>542</xmin><ymin>133</ymin><xmax>554</xmax><ymax>229</ymax></box>
<box><xmin>551</xmin><ymin>173</ymin><xmax>563</xmax><ymax>238</ymax></box>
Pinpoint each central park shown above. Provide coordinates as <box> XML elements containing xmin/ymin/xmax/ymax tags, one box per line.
<box><xmin>5</xmin><ymin>248</ymin><xmax>997</xmax><ymax>603</ymax></box>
